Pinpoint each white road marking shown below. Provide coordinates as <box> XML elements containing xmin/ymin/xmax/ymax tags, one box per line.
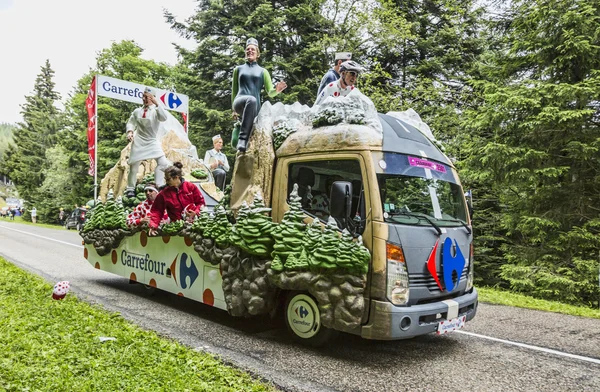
<box><xmin>0</xmin><ymin>225</ymin><xmax>84</xmax><ymax>249</ymax></box>
<box><xmin>456</xmin><ymin>330</ymin><xmax>600</xmax><ymax>365</ymax></box>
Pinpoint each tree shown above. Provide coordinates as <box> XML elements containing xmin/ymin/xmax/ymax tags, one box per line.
<box><xmin>463</xmin><ymin>0</ymin><xmax>600</xmax><ymax>306</ymax></box>
<box><xmin>166</xmin><ymin>0</ymin><xmax>364</xmax><ymax>169</ymax></box>
<box><xmin>0</xmin><ymin>60</ymin><xmax>62</xmax><ymax>222</ymax></box>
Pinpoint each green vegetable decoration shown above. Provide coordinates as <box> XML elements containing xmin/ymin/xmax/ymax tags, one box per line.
<box><xmin>204</xmin><ymin>205</ymin><xmax>232</xmax><ymax>246</ymax></box>
<box><xmin>141</xmin><ymin>174</ymin><xmax>154</xmax><ymax>184</ymax></box>
<box><xmin>272</xmin><ymin>123</ymin><xmax>297</xmax><ymax>150</ymax></box>
<box><xmin>161</xmin><ymin>220</ymin><xmax>184</xmax><ymax>235</ymax></box>
<box><xmin>336</xmin><ymin>229</ymin><xmax>356</xmax><ymax>270</ymax></box>
<box><xmin>353</xmin><ymin>235</ymin><xmax>371</xmax><ymax>274</ymax></box>
<box><xmin>97</xmin><ymin>190</ymin><xmax>127</xmax><ymax>230</ymax></box>
<box><xmin>310</xmin><ymin>217</ymin><xmax>340</xmax><ymax>269</ymax></box>
<box><xmin>190</xmin><ymin>208</ymin><xmax>211</xmax><ymax>235</ymax></box>
<box><xmin>270</xmin><ymin>256</ymin><xmax>284</xmax><ymax>272</ymax></box>
<box><xmin>284</xmin><ymin>250</ymin><xmax>309</xmax><ymax>271</ymax></box>
<box><xmin>84</xmin><ymin>199</ymin><xmax>105</xmax><ymax>232</ymax></box>
<box><xmin>303</xmin><ymin>219</ymin><xmax>323</xmax><ymax>269</ymax></box>
<box><xmin>236</xmin><ymin>193</ymin><xmax>274</xmax><ymax>256</ymax></box>
<box><xmin>271</xmin><ymin>184</ymin><xmax>306</xmax><ymax>268</ymax></box>
<box><xmin>191</xmin><ymin>169</ymin><xmax>208</xmax><ymax>179</ymax></box>
<box><xmin>229</xmin><ymin>201</ymin><xmax>250</xmax><ymax>246</ymax></box>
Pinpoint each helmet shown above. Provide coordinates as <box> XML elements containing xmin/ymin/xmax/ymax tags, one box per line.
<box><xmin>339</xmin><ymin>60</ymin><xmax>363</xmax><ymax>74</ymax></box>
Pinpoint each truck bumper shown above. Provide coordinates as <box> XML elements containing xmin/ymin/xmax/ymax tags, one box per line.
<box><xmin>361</xmin><ymin>288</ymin><xmax>478</xmax><ymax>340</ymax></box>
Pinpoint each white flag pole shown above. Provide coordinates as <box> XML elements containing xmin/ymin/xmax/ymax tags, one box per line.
<box><xmin>94</xmin><ymin>74</ymin><xmax>98</xmax><ymax>201</ymax></box>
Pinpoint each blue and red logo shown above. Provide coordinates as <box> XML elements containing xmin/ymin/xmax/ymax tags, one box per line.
<box><xmin>170</xmin><ymin>252</ymin><xmax>199</xmax><ymax>289</ymax></box>
<box><xmin>295</xmin><ymin>305</ymin><xmax>309</xmax><ymax>318</ymax></box>
<box><xmin>160</xmin><ymin>92</ymin><xmax>184</xmax><ymax>110</ymax></box>
<box><xmin>427</xmin><ymin>237</ymin><xmax>466</xmax><ymax>291</ymax></box>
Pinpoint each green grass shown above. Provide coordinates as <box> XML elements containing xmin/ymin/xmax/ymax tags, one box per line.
<box><xmin>0</xmin><ymin>215</ymin><xmax>63</xmax><ymax>230</ymax></box>
<box><xmin>0</xmin><ymin>257</ymin><xmax>276</xmax><ymax>392</ymax></box>
<box><xmin>477</xmin><ymin>286</ymin><xmax>600</xmax><ymax>319</ymax></box>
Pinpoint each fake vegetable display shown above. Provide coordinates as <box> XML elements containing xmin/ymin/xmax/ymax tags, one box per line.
<box><xmin>191</xmin><ymin>169</ymin><xmax>208</xmax><ymax>179</ymax></box>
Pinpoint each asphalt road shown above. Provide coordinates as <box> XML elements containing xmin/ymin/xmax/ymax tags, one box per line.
<box><xmin>1</xmin><ymin>221</ymin><xmax>599</xmax><ymax>391</ymax></box>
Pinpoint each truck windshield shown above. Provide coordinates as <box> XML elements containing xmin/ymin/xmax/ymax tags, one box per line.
<box><xmin>377</xmin><ymin>174</ymin><xmax>468</xmax><ymax>227</ymax></box>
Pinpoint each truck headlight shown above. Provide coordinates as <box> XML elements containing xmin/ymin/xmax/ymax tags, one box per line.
<box><xmin>386</xmin><ymin>243</ymin><xmax>409</xmax><ymax>305</ymax></box>
<box><xmin>466</xmin><ymin>243</ymin><xmax>474</xmax><ymax>292</ymax></box>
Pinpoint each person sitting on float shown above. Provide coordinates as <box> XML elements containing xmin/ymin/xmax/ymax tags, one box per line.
<box><xmin>231</xmin><ymin>38</ymin><xmax>287</xmax><ymax>153</ymax></box>
<box><xmin>126</xmin><ymin>183</ymin><xmax>169</xmax><ymax>227</ymax></box>
<box><xmin>203</xmin><ymin>134</ymin><xmax>229</xmax><ymax>191</ymax></box>
<box><xmin>148</xmin><ymin>162</ymin><xmax>205</xmax><ymax>236</ymax></box>
<box><xmin>314</xmin><ymin>60</ymin><xmax>364</xmax><ymax>106</ymax></box>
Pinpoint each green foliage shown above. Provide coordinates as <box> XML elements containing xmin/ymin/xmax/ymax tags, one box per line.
<box><xmin>235</xmin><ymin>193</ymin><xmax>274</xmax><ymax>256</ymax></box>
<box><xmin>191</xmin><ymin>169</ymin><xmax>209</xmax><ymax>179</ymax></box>
<box><xmin>0</xmin><ymin>123</ymin><xmax>16</xmax><ymax>164</ymax></box>
<box><xmin>0</xmin><ymin>257</ymin><xmax>275</xmax><ymax>391</ymax></box>
<box><xmin>462</xmin><ymin>0</ymin><xmax>600</xmax><ymax>306</ymax></box>
<box><xmin>0</xmin><ymin>60</ymin><xmax>63</xmax><ymax>223</ymax></box>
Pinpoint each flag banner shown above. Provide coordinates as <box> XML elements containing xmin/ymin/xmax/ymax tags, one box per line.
<box><xmin>182</xmin><ymin>112</ymin><xmax>188</xmax><ymax>133</ymax></box>
<box><xmin>86</xmin><ymin>76</ymin><xmax>96</xmax><ymax>176</ymax></box>
<box><xmin>97</xmin><ymin>75</ymin><xmax>189</xmax><ymax>113</ymax></box>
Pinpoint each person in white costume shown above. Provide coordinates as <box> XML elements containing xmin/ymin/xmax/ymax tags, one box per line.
<box><xmin>203</xmin><ymin>134</ymin><xmax>230</xmax><ymax>191</ymax></box>
<box><xmin>125</xmin><ymin>87</ymin><xmax>171</xmax><ymax>197</ymax></box>
<box><xmin>314</xmin><ymin>60</ymin><xmax>364</xmax><ymax>106</ymax></box>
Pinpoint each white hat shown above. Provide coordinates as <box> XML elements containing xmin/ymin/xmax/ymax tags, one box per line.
<box><xmin>144</xmin><ymin>87</ymin><xmax>156</xmax><ymax>96</ymax></box>
<box><xmin>335</xmin><ymin>52</ymin><xmax>352</xmax><ymax>61</ymax></box>
<box><xmin>246</xmin><ymin>38</ymin><xmax>259</xmax><ymax>48</ymax></box>
<box><xmin>212</xmin><ymin>134</ymin><xmax>222</xmax><ymax>142</ymax></box>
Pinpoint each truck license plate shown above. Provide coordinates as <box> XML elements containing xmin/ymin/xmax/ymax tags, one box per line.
<box><xmin>436</xmin><ymin>315</ymin><xmax>466</xmax><ymax>335</ymax></box>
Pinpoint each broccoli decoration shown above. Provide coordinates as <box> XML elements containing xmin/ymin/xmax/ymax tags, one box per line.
<box><xmin>191</xmin><ymin>169</ymin><xmax>209</xmax><ymax>179</ymax></box>
<box><xmin>161</xmin><ymin>220</ymin><xmax>184</xmax><ymax>235</ymax></box>
<box><xmin>311</xmin><ymin>217</ymin><xmax>340</xmax><ymax>269</ymax></box>
<box><xmin>204</xmin><ymin>206</ymin><xmax>232</xmax><ymax>246</ymax></box>
<box><xmin>272</xmin><ymin>123</ymin><xmax>297</xmax><ymax>150</ymax></box>
<box><xmin>271</xmin><ymin>184</ymin><xmax>306</xmax><ymax>268</ymax></box>
<box><xmin>190</xmin><ymin>208</ymin><xmax>211</xmax><ymax>235</ymax></box>
<box><xmin>235</xmin><ymin>193</ymin><xmax>274</xmax><ymax>256</ymax></box>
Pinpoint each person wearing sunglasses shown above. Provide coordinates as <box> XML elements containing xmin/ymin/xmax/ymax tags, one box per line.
<box><xmin>126</xmin><ymin>183</ymin><xmax>168</xmax><ymax>227</ymax></box>
<box><xmin>314</xmin><ymin>60</ymin><xmax>364</xmax><ymax>106</ymax></box>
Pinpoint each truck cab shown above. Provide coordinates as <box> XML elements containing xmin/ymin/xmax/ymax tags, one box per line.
<box><xmin>269</xmin><ymin>113</ymin><xmax>478</xmax><ymax>340</ymax></box>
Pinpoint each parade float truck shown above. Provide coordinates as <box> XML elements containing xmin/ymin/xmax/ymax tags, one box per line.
<box><xmin>82</xmin><ymin>95</ymin><xmax>478</xmax><ymax>346</ymax></box>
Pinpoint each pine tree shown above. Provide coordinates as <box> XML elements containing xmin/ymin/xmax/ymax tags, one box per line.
<box><xmin>236</xmin><ymin>193</ymin><xmax>274</xmax><ymax>256</ymax></box>
<box><xmin>463</xmin><ymin>0</ymin><xmax>600</xmax><ymax>306</ymax></box>
<box><xmin>1</xmin><ymin>60</ymin><xmax>62</xmax><ymax>221</ymax></box>
<box><xmin>312</xmin><ymin>217</ymin><xmax>340</xmax><ymax>270</ymax></box>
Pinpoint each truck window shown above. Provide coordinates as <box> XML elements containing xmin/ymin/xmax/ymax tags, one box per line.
<box><xmin>288</xmin><ymin>159</ymin><xmax>363</xmax><ymax>225</ymax></box>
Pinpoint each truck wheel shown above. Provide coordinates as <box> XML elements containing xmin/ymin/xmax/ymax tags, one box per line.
<box><xmin>284</xmin><ymin>292</ymin><xmax>337</xmax><ymax>347</ymax></box>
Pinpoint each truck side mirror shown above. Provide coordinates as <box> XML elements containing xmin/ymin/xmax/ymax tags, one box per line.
<box><xmin>465</xmin><ymin>189</ymin><xmax>473</xmax><ymax>221</ymax></box>
<box><xmin>330</xmin><ymin>181</ymin><xmax>352</xmax><ymax>230</ymax></box>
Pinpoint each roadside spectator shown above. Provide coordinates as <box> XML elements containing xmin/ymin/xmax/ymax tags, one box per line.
<box><xmin>9</xmin><ymin>209</ymin><xmax>15</xmax><ymax>220</ymax></box>
<box><xmin>126</xmin><ymin>183</ymin><xmax>168</xmax><ymax>227</ymax></box>
<box><xmin>58</xmin><ymin>208</ymin><xmax>65</xmax><ymax>225</ymax></box>
<box><xmin>316</xmin><ymin>52</ymin><xmax>352</xmax><ymax>96</ymax></box>
<box><xmin>31</xmin><ymin>207</ymin><xmax>37</xmax><ymax>223</ymax></box>
<box><xmin>148</xmin><ymin>162</ymin><xmax>206</xmax><ymax>236</ymax></box>
<box><xmin>204</xmin><ymin>134</ymin><xmax>230</xmax><ymax>191</ymax></box>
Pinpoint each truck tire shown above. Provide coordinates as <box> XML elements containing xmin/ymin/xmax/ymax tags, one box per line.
<box><xmin>284</xmin><ymin>292</ymin><xmax>337</xmax><ymax>347</ymax></box>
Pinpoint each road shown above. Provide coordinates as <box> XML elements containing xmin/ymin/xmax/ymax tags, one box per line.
<box><xmin>1</xmin><ymin>221</ymin><xmax>599</xmax><ymax>391</ymax></box>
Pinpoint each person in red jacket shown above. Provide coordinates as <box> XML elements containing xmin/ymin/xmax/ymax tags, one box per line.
<box><xmin>148</xmin><ymin>162</ymin><xmax>205</xmax><ymax>236</ymax></box>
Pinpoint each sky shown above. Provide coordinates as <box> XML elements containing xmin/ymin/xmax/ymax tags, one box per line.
<box><xmin>0</xmin><ymin>0</ymin><xmax>197</xmax><ymax>124</ymax></box>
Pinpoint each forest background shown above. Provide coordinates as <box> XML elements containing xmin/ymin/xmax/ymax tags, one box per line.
<box><xmin>0</xmin><ymin>0</ymin><xmax>598</xmax><ymax>308</ymax></box>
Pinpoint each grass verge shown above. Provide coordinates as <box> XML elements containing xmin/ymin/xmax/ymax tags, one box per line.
<box><xmin>0</xmin><ymin>257</ymin><xmax>276</xmax><ymax>392</ymax></box>
<box><xmin>0</xmin><ymin>215</ymin><xmax>63</xmax><ymax>230</ymax></box>
<box><xmin>477</xmin><ymin>286</ymin><xmax>600</xmax><ymax>319</ymax></box>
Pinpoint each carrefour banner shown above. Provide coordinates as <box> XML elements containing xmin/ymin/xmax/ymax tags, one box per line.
<box><xmin>97</xmin><ymin>75</ymin><xmax>189</xmax><ymax>113</ymax></box>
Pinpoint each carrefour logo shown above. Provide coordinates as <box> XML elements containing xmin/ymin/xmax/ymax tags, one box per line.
<box><xmin>426</xmin><ymin>237</ymin><xmax>466</xmax><ymax>292</ymax></box>
<box><xmin>160</xmin><ymin>92</ymin><xmax>183</xmax><ymax>110</ymax></box>
<box><xmin>170</xmin><ymin>252</ymin><xmax>199</xmax><ymax>289</ymax></box>
<box><xmin>294</xmin><ymin>305</ymin><xmax>309</xmax><ymax>318</ymax></box>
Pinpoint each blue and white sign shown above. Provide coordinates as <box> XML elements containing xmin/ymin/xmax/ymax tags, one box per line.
<box><xmin>97</xmin><ymin>75</ymin><xmax>189</xmax><ymax>113</ymax></box>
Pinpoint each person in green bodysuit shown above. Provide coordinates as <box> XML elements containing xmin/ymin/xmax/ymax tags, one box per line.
<box><xmin>232</xmin><ymin>38</ymin><xmax>287</xmax><ymax>153</ymax></box>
